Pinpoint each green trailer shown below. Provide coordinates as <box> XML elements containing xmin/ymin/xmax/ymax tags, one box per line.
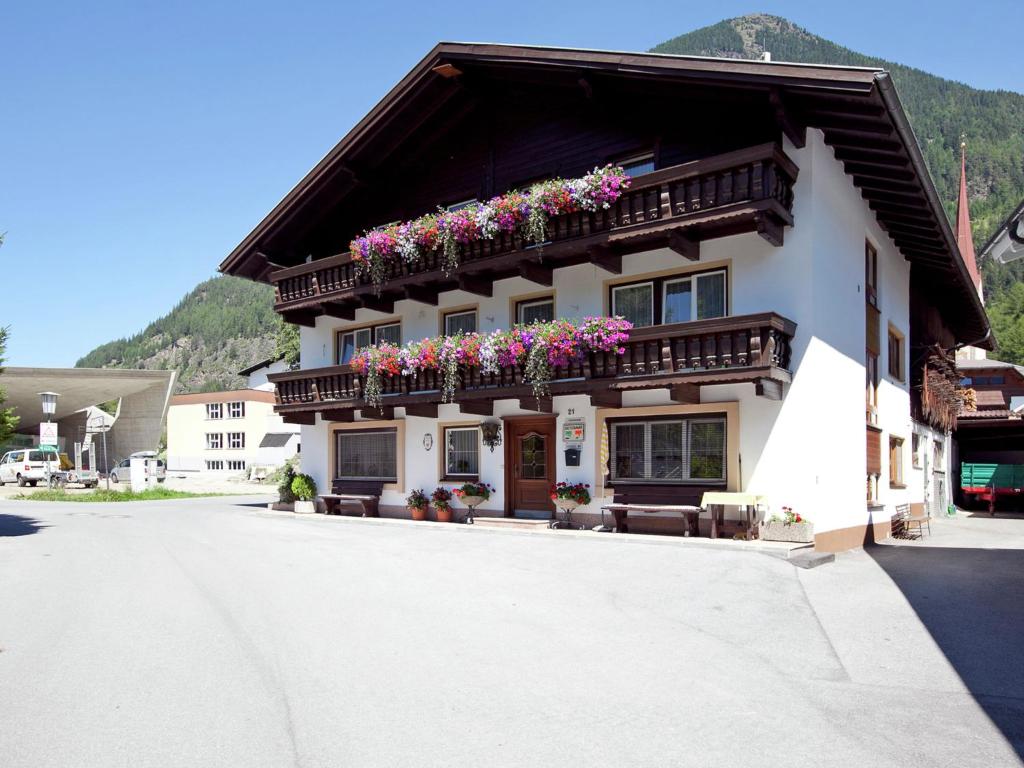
<box><xmin>961</xmin><ymin>462</ymin><xmax>1024</xmax><ymax>514</ymax></box>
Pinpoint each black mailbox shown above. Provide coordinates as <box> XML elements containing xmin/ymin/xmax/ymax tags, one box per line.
<box><xmin>564</xmin><ymin>446</ymin><xmax>581</xmax><ymax>466</ymax></box>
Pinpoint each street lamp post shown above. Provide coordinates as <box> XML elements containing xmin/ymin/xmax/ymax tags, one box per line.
<box><xmin>38</xmin><ymin>391</ymin><xmax>59</xmax><ymax>423</ymax></box>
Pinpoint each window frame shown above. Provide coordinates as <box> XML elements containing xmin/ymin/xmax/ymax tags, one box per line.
<box><xmin>227</xmin><ymin>401</ymin><xmax>245</xmax><ymax>419</ymax></box>
<box><xmin>515</xmin><ymin>295</ymin><xmax>555</xmax><ymax>325</ymax></box>
<box><xmin>442</xmin><ymin>308</ymin><xmax>478</xmax><ymax>336</ymax></box>
<box><xmin>227</xmin><ymin>432</ymin><xmax>245</xmax><ymax>450</ymax></box>
<box><xmin>606</xmin><ymin>414</ymin><xmax>728</xmax><ymax>486</ymax></box>
<box><xmin>616</xmin><ymin>151</ymin><xmax>656</xmax><ymax>178</ymax></box>
<box><xmin>911</xmin><ymin>433</ymin><xmax>923</xmax><ymax>469</ymax></box>
<box><xmin>227</xmin><ymin>460</ymin><xmax>246</xmax><ymax>472</ymax></box>
<box><xmin>445</xmin><ymin>198</ymin><xmax>478</xmax><ymax>212</ymax></box>
<box><xmin>206</xmin><ymin>403</ymin><xmax>223</xmax><ymax>420</ymax></box>
<box><xmin>205</xmin><ymin>433</ymin><xmax>223</xmax><ymax>450</ymax></box>
<box><xmin>865</xmin><ymin>240</ymin><xmax>879</xmax><ymax>307</ymax></box>
<box><xmin>336</xmin><ymin>320</ymin><xmax>402</xmax><ymax>365</ymax></box>
<box><xmin>889</xmin><ymin>436</ymin><xmax>905</xmax><ymax>488</ymax></box>
<box><xmin>334</xmin><ymin>427</ymin><xmax>399</xmax><ymax>482</ymax></box>
<box><xmin>887</xmin><ymin>325</ymin><xmax>905</xmax><ymax>383</ymax></box>
<box><xmin>609</xmin><ymin>268</ymin><xmax>728</xmax><ymax>329</ymax></box>
<box><xmin>205</xmin><ymin>460</ymin><xmax>224</xmax><ymax>471</ymax></box>
<box><xmin>442</xmin><ymin>425</ymin><xmax>480</xmax><ymax>480</ymax></box>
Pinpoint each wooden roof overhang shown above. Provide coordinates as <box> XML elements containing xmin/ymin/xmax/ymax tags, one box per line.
<box><xmin>219</xmin><ymin>43</ymin><xmax>990</xmax><ymax>346</ymax></box>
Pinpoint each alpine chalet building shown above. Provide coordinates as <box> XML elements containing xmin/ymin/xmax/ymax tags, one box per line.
<box><xmin>220</xmin><ymin>45</ymin><xmax>990</xmax><ymax>551</ymax></box>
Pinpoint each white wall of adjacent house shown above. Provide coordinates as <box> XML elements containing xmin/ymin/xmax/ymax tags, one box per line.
<box><xmin>166</xmin><ymin>392</ymin><xmax>297</xmax><ymax>475</ymax></box>
<box><xmin>247</xmin><ymin>359</ymin><xmax>291</xmax><ymax>392</ymax></box>
<box><xmin>296</xmin><ymin>130</ymin><xmax>923</xmax><ymax>541</ymax></box>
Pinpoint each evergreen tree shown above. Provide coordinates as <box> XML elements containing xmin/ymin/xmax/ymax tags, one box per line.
<box><xmin>0</xmin><ymin>327</ymin><xmax>21</xmax><ymax>445</ymax></box>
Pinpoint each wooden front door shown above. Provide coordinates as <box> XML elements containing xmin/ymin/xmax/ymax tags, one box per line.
<box><xmin>507</xmin><ymin>417</ymin><xmax>556</xmax><ymax>518</ymax></box>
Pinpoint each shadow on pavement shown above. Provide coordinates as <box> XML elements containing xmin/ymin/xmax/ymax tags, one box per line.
<box><xmin>868</xmin><ymin>544</ymin><xmax>1024</xmax><ymax>758</ymax></box>
<box><xmin>0</xmin><ymin>513</ymin><xmax>48</xmax><ymax>537</ymax></box>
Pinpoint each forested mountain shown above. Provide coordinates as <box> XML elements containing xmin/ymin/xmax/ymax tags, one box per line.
<box><xmin>654</xmin><ymin>14</ymin><xmax>1024</xmax><ymax>359</ymax></box>
<box><xmin>75</xmin><ymin>276</ymin><xmax>281</xmax><ymax>392</ymax></box>
<box><xmin>79</xmin><ymin>15</ymin><xmax>1024</xmax><ymax>386</ymax></box>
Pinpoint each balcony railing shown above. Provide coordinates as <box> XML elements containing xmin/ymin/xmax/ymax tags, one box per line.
<box><xmin>271</xmin><ymin>143</ymin><xmax>798</xmax><ymax>319</ymax></box>
<box><xmin>269</xmin><ymin>312</ymin><xmax>796</xmax><ymax>416</ymax></box>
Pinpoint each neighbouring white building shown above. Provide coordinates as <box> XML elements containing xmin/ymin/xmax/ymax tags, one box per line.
<box><xmin>166</xmin><ymin>387</ymin><xmax>299</xmax><ymax>476</ymax></box>
<box><xmin>219</xmin><ymin>44</ymin><xmax>989</xmax><ymax>550</ymax></box>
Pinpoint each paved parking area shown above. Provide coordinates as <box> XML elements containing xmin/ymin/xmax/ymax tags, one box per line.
<box><xmin>0</xmin><ymin>497</ymin><xmax>1021</xmax><ymax>767</ymax></box>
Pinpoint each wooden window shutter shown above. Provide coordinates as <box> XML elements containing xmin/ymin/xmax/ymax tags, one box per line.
<box><xmin>866</xmin><ymin>426</ymin><xmax>882</xmax><ymax>476</ymax></box>
<box><xmin>866</xmin><ymin>305</ymin><xmax>881</xmax><ymax>356</ymax></box>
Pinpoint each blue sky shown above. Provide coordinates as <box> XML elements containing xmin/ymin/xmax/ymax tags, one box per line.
<box><xmin>2</xmin><ymin>0</ymin><xmax>1021</xmax><ymax>367</ymax></box>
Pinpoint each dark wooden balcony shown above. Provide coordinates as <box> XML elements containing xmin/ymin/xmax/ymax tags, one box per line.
<box><xmin>271</xmin><ymin>143</ymin><xmax>798</xmax><ymax>325</ymax></box>
<box><xmin>268</xmin><ymin>312</ymin><xmax>797</xmax><ymax>423</ymax></box>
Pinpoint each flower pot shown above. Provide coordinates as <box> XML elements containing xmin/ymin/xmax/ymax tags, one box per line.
<box><xmin>434</xmin><ymin>505</ymin><xmax>453</xmax><ymax>523</ymax></box>
<box><xmin>761</xmin><ymin>520</ymin><xmax>814</xmax><ymax>543</ymax></box>
<box><xmin>410</xmin><ymin>505</ymin><xmax>428</xmax><ymax>521</ymax></box>
<box><xmin>459</xmin><ymin>495</ymin><xmax>485</xmax><ymax>508</ymax></box>
<box><xmin>294</xmin><ymin>500</ymin><xmax>316</xmax><ymax>515</ymax></box>
<box><xmin>553</xmin><ymin>498</ymin><xmax>582</xmax><ymax>511</ymax></box>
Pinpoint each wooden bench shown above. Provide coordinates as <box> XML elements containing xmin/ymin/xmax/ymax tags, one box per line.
<box><xmin>320</xmin><ymin>480</ymin><xmax>385</xmax><ymax>517</ymax></box>
<box><xmin>602</xmin><ymin>485</ymin><xmax>714</xmax><ymax>535</ymax></box>
<box><xmin>892</xmin><ymin>502</ymin><xmax>930</xmax><ymax>539</ymax></box>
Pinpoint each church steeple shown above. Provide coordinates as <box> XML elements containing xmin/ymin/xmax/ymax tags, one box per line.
<box><xmin>956</xmin><ymin>140</ymin><xmax>983</xmax><ymax>300</ymax></box>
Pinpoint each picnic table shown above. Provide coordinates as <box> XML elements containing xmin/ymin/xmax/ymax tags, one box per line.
<box><xmin>700</xmin><ymin>492</ymin><xmax>768</xmax><ymax>540</ymax></box>
<box><xmin>600</xmin><ymin>503</ymin><xmax>703</xmax><ymax>536</ymax></box>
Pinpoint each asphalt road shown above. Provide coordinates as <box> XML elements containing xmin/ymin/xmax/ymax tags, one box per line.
<box><xmin>1</xmin><ymin>497</ymin><xmax>1021</xmax><ymax>767</ymax></box>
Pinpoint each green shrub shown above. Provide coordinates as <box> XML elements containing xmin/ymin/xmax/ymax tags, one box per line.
<box><xmin>278</xmin><ymin>463</ymin><xmax>297</xmax><ymax>503</ymax></box>
<box><xmin>291</xmin><ymin>473</ymin><xmax>317</xmax><ymax>502</ymax></box>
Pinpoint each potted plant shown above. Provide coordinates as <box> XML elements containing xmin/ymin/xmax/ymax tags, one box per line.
<box><xmin>406</xmin><ymin>488</ymin><xmax>429</xmax><ymax>521</ymax></box>
<box><xmin>761</xmin><ymin>506</ymin><xmax>814</xmax><ymax>543</ymax></box>
<box><xmin>452</xmin><ymin>481</ymin><xmax>493</xmax><ymax>508</ymax></box>
<box><xmin>431</xmin><ymin>486</ymin><xmax>454</xmax><ymax>523</ymax></box>
<box><xmin>550</xmin><ymin>481</ymin><xmax>591</xmax><ymax>511</ymax></box>
<box><xmin>291</xmin><ymin>473</ymin><xmax>318</xmax><ymax>514</ymax></box>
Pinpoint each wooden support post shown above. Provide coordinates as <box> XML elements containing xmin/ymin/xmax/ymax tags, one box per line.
<box><xmin>403</xmin><ymin>403</ymin><xmax>438</xmax><ymax>418</ymax></box>
<box><xmin>668</xmin><ymin>230</ymin><xmax>700</xmax><ymax>261</ymax></box>
<box><xmin>587</xmin><ymin>245</ymin><xmax>621</xmax><ymax>274</ymax></box>
<box><xmin>458</xmin><ymin>274</ymin><xmax>493</xmax><ymax>297</ymax></box>
<box><xmin>519</xmin><ymin>397</ymin><xmax>553</xmax><ymax>413</ymax></box>
<box><xmin>589</xmin><ymin>389</ymin><xmax>622</xmax><ymax>409</ymax></box>
<box><xmin>669</xmin><ymin>384</ymin><xmax>701</xmax><ymax>404</ymax></box>
<box><xmin>282</xmin><ymin>309</ymin><xmax>319</xmax><ymax>328</ymax></box>
<box><xmin>769</xmin><ymin>89</ymin><xmax>807</xmax><ymax>149</ymax></box>
<box><xmin>281</xmin><ymin>411</ymin><xmax>316</xmax><ymax>425</ymax></box>
<box><xmin>360</xmin><ymin>406</ymin><xmax>395</xmax><ymax>420</ymax></box>
<box><xmin>360</xmin><ymin>295</ymin><xmax>395</xmax><ymax>314</ymax></box>
<box><xmin>519</xmin><ymin>261</ymin><xmax>553</xmax><ymax>286</ymax></box>
<box><xmin>756</xmin><ymin>214</ymin><xmax>785</xmax><ymax>247</ymax></box>
<box><xmin>322</xmin><ymin>301</ymin><xmax>356</xmax><ymax>320</ymax></box>
<box><xmin>404</xmin><ymin>286</ymin><xmax>440</xmax><ymax>306</ymax></box>
<box><xmin>459</xmin><ymin>400</ymin><xmax>493</xmax><ymax>416</ymax></box>
<box><xmin>321</xmin><ymin>409</ymin><xmax>355</xmax><ymax>422</ymax></box>
<box><xmin>755</xmin><ymin>379</ymin><xmax>784</xmax><ymax>401</ymax></box>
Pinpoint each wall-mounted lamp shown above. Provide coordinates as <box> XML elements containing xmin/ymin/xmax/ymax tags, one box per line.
<box><xmin>479</xmin><ymin>421</ymin><xmax>503</xmax><ymax>453</ymax></box>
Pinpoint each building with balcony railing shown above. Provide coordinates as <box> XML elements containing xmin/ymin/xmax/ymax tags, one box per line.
<box><xmin>220</xmin><ymin>44</ymin><xmax>990</xmax><ymax>550</ymax></box>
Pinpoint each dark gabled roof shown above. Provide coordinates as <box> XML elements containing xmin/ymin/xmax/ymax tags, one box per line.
<box><xmin>237</xmin><ymin>356</ymin><xmax>280</xmax><ymax>377</ymax></box>
<box><xmin>979</xmin><ymin>197</ymin><xmax>1024</xmax><ymax>261</ymax></box>
<box><xmin>219</xmin><ymin>42</ymin><xmax>990</xmax><ymax>345</ymax></box>
<box><xmin>259</xmin><ymin>432</ymin><xmax>297</xmax><ymax>448</ymax></box>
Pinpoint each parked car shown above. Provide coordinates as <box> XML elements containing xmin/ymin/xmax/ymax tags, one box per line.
<box><xmin>0</xmin><ymin>448</ymin><xmax>61</xmax><ymax>487</ymax></box>
<box><xmin>109</xmin><ymin>452</ymin><xmax>166</xmax><ymax>484</ymax></box>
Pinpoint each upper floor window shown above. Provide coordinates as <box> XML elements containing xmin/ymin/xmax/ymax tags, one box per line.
<box><xmin>227</xmin><ymin>401</ymin><xmax>245</xmax><ymax>419</ymax></box>
<box><xmin>206</xmin><ymin>403</ymin><xmax>222</xmax><ymax>420</ymax></box>
<box><xmin>227</xmin><ymin>432</ymin><xmax>245</xmax><ymax>450</ymax></box>
<box><xmin>206</xmin><ymin>433</ymin><xmax>223</xmax><ymax>450</ymax></box>
<box><xmin>618</xmin><ymin>152</ymin><xmax>656</xmax><ymax>177</ymax></box>
<box><xmin>610</xmin><ymin>270</ymin><xmax>727</xmax><ymax>329</ymax></box>
<box><xmin>443</xmin><ymin>308</ymin><xmax>477</xmax><ymax>336</ymax></box>
<box><xmin>446</xmin><ymin>198</ymin><xmax>477</xmax><ymax>212</ymax></box>
<box><xmin>889</xmin><ymin>436</ymin><xmax>905</xmax><ymax>487</ymax></box>
<box><xmin>887</xmin><ymin>327</ymin><xmax>905</xmax><ymax>382</ymax></box>
<box><xmin>516</xmin><ymin>296</ymin><xmax>555</xmax><ymax>325</ymax></box>
<box><xmin>865</xmin><ymin>241</ymin><xmax>878</xmax><ymax>307</ymax></box>
<box><xmin>338</xmin><ymin>322</ymin><xmax>401</xmax><ymax>364</ymax></box>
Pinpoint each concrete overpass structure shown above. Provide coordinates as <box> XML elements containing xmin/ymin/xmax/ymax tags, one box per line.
<box><xmin>0</xmin><ymin>367</ymin><xmax>176</xmax><ymax>471</ymax></box>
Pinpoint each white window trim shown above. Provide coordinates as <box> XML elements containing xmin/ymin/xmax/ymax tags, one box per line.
<box><xmin>611</xmin><ymin>281</ymin><xmax>654</xmax><ymax>327</ymax></box>
<box><xmin>206</xmin><ymin>433</ymin><xmax>223</xmax><ymax>450</ymax></box>
<box><xmin>662</xmin><ymin>269</ymin><xmax>727</xmax><ymax>324</ymax></box>
<box><xmin>444</xmin><ymin>309</ymin><xmax>478</xmax><ymax>336</ymax></box>
<box><xmin>444</xmin><ymin>426</ymin><xmax>480</xmax><ymax>478</ymax></box>
<box><xmin>227</xmin><ymin>401</ymin><xmax>245</xmax><ymax>419</ymax></box>
<box><xmin>227</xmin><ymin>432</ymin><xmax>245</xmax><ymax>450</ymax></box>
<box><xmin>206</xmin><ymin>403</ymin><xmax>223</xmax><ymax>420</ymax></box>
<box><xmin>516</xmin><ymin>297</ymin><xmax>555</xmax><ymax>324</ymax></box>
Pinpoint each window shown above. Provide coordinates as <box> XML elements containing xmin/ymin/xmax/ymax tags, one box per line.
<box><xmin>912</xmin><ymin>433</ymin><xmax>923</xmax><ymax>469</ymax></box>
<box><xmin>443</xmin><ymin>309</ymin><xmax>477</xmax><ymax>336</ymax></box>
<box><xmin>960</xmin><ymin>377</ymin><xmax>973</xmax><ymax>386</ymax></box>
<box><xmin>610</xmin><ymin>270</ymin><xmax>727</xmax><ymax>328</ymax></box>
<box><xmin>865</xmin><ymin>241</ymin><xmax>878</xmax><ymax>307</ymax></box>
<box><xmin>516</xmin><ymin>297</ymin><xmax>555</xmax><ymax>325</ymax></box>
<box><xmin>446</xmin><ymin>198</ymin><xmax>478</xmax><ymax>212</ymax></box>
<box><xmin>888</xmin><ymin>328</ymin><xmax>905</xmax><ymax>382</ymax></box>
<box><xmin>866</xmin><ymin>353</ymin><xmax>879</xmax><ymax>424</ymax></box>
<box><xmin>444</xmin><ymin>426</ymin><xmax>480</xmax><ymax>477</ymax></box>
<box><xmin>205</xmin><ymin>460</ymin><xmax>224</xmax><ymax>471</ymax></box>
<box><xmin>206</xmin><ymin>403</ymin><xmax>222</xmax><ymax>420</ymax></box>
<box><xmin>609</xmin><ymin>417</ymin><xmax>726</xmax><ymax>483</ymax></box>
<box><xmin>933</xmin><ymin>439</ymin><xmax>945</xmax><ymax>472</ymax></box>
<box><xmin>206</xmin><ymin>433</ymin><xmax>223</xmax><ymax>450</ymax></box>
<box><xmin>228</xmin><ymin>401</ymin><xmax>245</xmax><ymax>419</ymax></box>
<box><xmin>889</xmin><ymin>436</ymin><xmax>904</xmax><ymax>487</ymax></box>
<box><xmin>618</xmin><ymin>152</ymin><xmax>656</xmax><ymax>177</ymax></box>
<box><xmin>336</xmin><ymin>429</ymin><xmax>398</xmax><ymax>481</ymax></box>
<box><xmin>227</xmin><ymin>460</ymin><xmax>246</xmax><ymax>471</ymax></box>
<box><xmin>227</xmin><ymin>432</ymin><xmax>245</xmax><ymax>450</ymax></box>
<box><xmin>338</xmin><ymin>322</ymin><xmax>401</xmax><ymax>364</ymax></box>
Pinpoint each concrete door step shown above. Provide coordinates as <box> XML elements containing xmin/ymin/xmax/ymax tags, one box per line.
<box><xmin>473</xmin><ymin>517</ymin><xmax>551</xmax><ymax>530</ymax></box>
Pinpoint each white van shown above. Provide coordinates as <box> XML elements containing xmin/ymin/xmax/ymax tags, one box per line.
<box><xmin>0</xmin><ymin>449</ymin><xmax>61</xmax><ymax>487</ymax></box>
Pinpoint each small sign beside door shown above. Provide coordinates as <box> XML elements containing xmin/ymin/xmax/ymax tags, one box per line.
<box><xmin>562</xmin><ymin>419</ymin><xmax>585</xmax><ymax>442</ymax></box>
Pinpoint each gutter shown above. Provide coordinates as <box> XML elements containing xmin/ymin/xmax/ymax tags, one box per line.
<box><xmin>874</xmin><ymin>72</ymin><xmax>993</xmax><ymax>348</ymax></box>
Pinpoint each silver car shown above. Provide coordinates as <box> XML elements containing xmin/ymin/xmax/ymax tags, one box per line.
<box><xmin>109</xmin><ymin>453</ymin><xmax>166</xmax><ymax>484</ymax></box>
